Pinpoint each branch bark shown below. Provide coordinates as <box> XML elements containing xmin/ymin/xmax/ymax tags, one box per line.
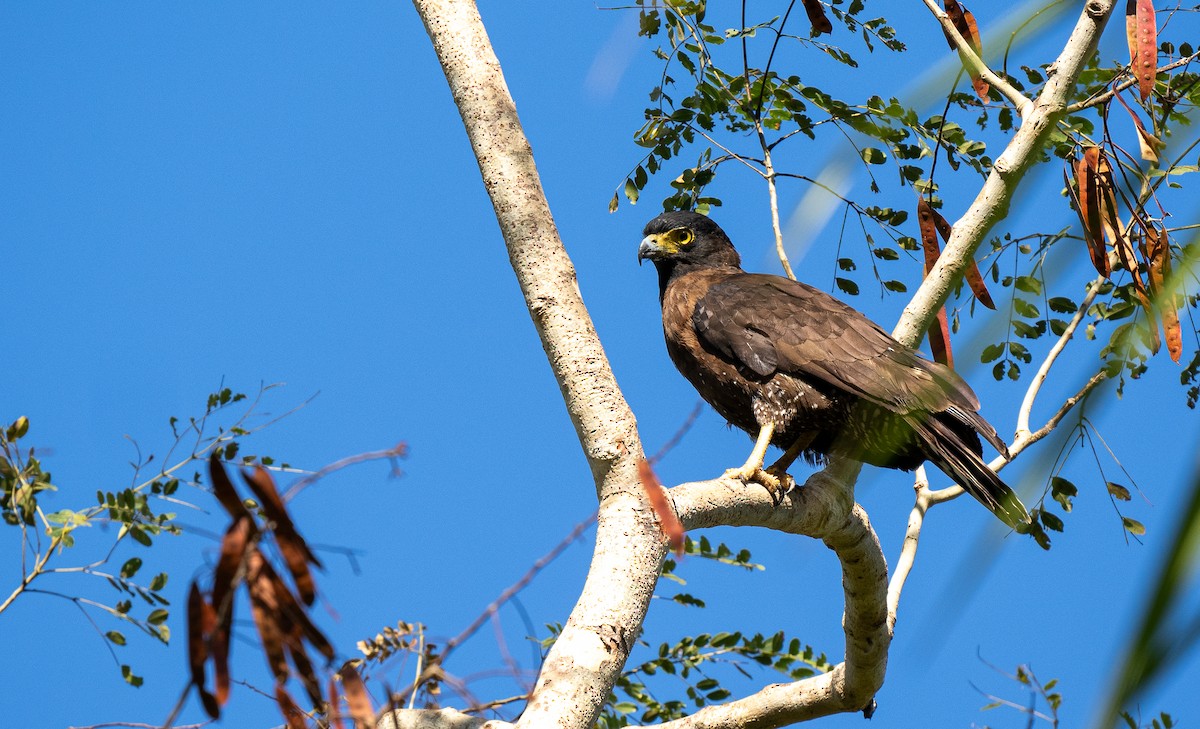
<box><xmin>918</xmin><ymin>0</ymin><xmax>1033</xmax><ymax>115</ymax></box>
<box><xmin>664</xmin><ymin>461</ymin><xmax>889</xmax><ymax>725</ymax></box>
<box><xmin>894</xmin><ymin>0</ymin><xmax>1117</xmax><ymax>347</ymax></box>
<box><xmin>397</xmin><ymin>2</ymin><xmax>1122</xmax><ymax>729</ymax></box>
<box><xmin>404</xmin><ymin>2</ymin><xmax>663</xmax><ymax>728</ymax></box>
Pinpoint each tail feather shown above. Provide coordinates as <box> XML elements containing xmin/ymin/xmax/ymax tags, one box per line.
<box><xmin>916</xmin><ymin>415</ymin><xmax>1030</xmax><ymax>528</ymax></box>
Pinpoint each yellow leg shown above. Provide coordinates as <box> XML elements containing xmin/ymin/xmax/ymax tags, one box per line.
<box><xmin>724</xmin><ymin>422</ymin><xmax>775</xmax><ymax>482</ymax></box>
<box><xmin>767</xmin><ymin>432</ymin><xmax>815</xmax><ymax>475</ymax></box>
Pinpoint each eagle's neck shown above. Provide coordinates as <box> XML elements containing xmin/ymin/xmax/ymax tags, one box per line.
<box><xmin>655</xmin><ymin>258</ymin><xmax>742</xmax><ymax>302</ymax></box>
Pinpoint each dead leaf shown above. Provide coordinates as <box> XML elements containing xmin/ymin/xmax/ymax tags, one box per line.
<box><xmin>340</xmin><ymin>662</ymin><xmax>377</xmax><ymax>729</ymax></box>
<box><xmin>260</xmin><ymin>555</ymin><xmax>336</xmax><ymax>662</ymax></box>
<box><xmin>209</xmin><ymin>453</ymin><xmax>252</xmax><ymax>519</ymax></box>
<box><xmin>212</xmin><ymin>516</ymin><xmax>253</xmax><ymax>624</ymax></box>
<box><xmin>800</xmin><ymin>0</ymin><xmax>833</xmax><ymax>35</ymax></box>
<box><xmin>329</xmin><ymin>677</ymin><xmax>346</xmax><ymax>729</ymax></box>
<box><xmin>1089</xmin><ymin>150</ymin><xmax>1142</xmax><ymax>292</ymax></box>
<box><xmin>1114</xmin><ymin>90</ymin><xmax>1164</xmax><ymax>164</ymax></box>
<box><xmin>275</xmin><ymin>685</ymin><xmax>309</xmax><ymax>729</ymax></box>
<box><xmin>1146</xmin><ymin>225</ymin><xmax>1182</xmax><ymax>361</ymax></box>
<box><xmin>242</xmin><ymin>466</ymin><xmax>322</xmax><ymax>606</ymax></box>
<box><xmin>1127</xmin><ymin>0</ymin><xmax>1157</xmax><ymax>101</ymax></box>
<box><xmin>929</xmin><ymin>206</ymin><xmax>994</xmax><ymax>309</ymax></box>
<box><xmin>209</xmin><ymin>514</ymin><xmax>252</xmax><ymax>706</ymax></box>
<box><xmin>187</xmin><ymin>582</ymin><xmax>209</xmax><ymax>688</ymax></box>
<box><xmin>212</xmin><ymin>615</ymin><xmax>232</xmax><ymax>707</ymax></box>
<box><xmin>944</xmin><ymin>0</ymin><xmax>989</xmax><ymax>100</ymax></box>
<box><xmin>187</xmin><ymin>582</ymin><xmax>220</xmax><ymax>718</ymax></box>
<box><xmin>1074</xmin><ymin>148</ymin><xmax>1111</xmax><ymax>277</ymax></box>
<box><xmin>638</xmin><ymin>460</ymin><xmax>685</xmax><ymax>555</ymax></box>
<box><xmin>247</xmin><ymin>549</ymin><xmax>290</xmax><ymax>683</ymax></box>
<box><xmin>917</xmin><ymin>200</ymin><xmax>955</xmax><ymax>366</ymax></box>
<box><xmin>286</xmin><ymin>629</ymin><xmax>325</xmax><ymax>708</ymax></box>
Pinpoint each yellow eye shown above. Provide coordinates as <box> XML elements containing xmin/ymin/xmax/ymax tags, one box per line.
<box><xmin>672</xmin><ymin>228</ymin><xmax>694</xmax><ymax>246</ymax></box>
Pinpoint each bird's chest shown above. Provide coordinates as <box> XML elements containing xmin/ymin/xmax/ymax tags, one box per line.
<box><xmin>661</xmin><ymin>275</ymin><xmax>759</xmax><ymax>422</ymax></box>
<box><xmin>660</xmin><ymin>274</ymin><xmax>836</xmax><ymax>437</ymax></box>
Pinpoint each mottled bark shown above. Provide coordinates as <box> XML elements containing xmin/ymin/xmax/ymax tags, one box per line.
<box><xmin>389</xmin><ymin>1</ymin><xmax>1121</xmax><ymax>728</ymax></box>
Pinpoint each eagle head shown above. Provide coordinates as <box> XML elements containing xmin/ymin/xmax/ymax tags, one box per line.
<box><xmin>638</xmin><ymin>211</ymin><xmax>742</xmax><ymax>270</ymax></box>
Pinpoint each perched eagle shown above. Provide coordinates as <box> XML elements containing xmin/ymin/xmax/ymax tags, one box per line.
<box><xmin>638</xmin><ymin>210</ymin><xmax>1029</xmax><ymax>527</ymax></box>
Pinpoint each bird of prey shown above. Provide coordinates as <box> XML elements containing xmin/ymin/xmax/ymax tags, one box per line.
<box><xmin>638</xmin><ymin>210</ymin><xmax>1029</xmax><ymax>527</ymax></box>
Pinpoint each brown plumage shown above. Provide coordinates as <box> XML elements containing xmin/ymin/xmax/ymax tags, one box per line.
<box><xmin>638</xmin><ymin>210</ymin><xmax>1028</xmax><ymax>527</ymax></box>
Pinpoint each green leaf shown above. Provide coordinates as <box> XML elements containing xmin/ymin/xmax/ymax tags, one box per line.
<box><xmin>1048</xmin><ymin>296</ymin><xmax>1077</xmax><ymax>313</ymax></box>
<box><xmin>1013</xmin><ymin>298</ymin><xmax>1040</xmax><ymax>318</ymax></box>
<box><xmin>671</xmin><ymin>593</ymin><xmax>706</xmax><ymax>608</ymax></box>
<box><xmin>147</xmin><ymin>609</ymin><xmax>169</xmax><ymax>625</ymax></box>
<box><xmin>1040</xmin><ymin>510</ymin><xmax>1064</xmax><ymax>532</ymax></box>
<box><xmin>835</xmin><ymin>278</ymin><xmax>860</xmax><ymax>296</ymax></box>
<box><xmin>859</xmin><ymin>147</ymin><xmax>886</xmax><ymax>164</ymax></box>
<box><xmin>1107</xmin><ymin>482</ymin><xmax>1132</xmax><ymax>501</ymax></box>
<box><xmin>149</xmin><ymin>573</ymin><xmax>168</xmax><ymax>591</ymax></box>
<box><xmin>121</xmin><ymin>664</ymin><xmax>144</xmax><ymax>688</ymax></box>
<box><xmin>106</xmin><ymin>631</ymin><xmax>127</xmax><ymax>646</ymax></box>
<box><xmin>120</xmin><ymin>558</ymin><xmax>143</xmax><ymax>579</ymax></box>
<box><xmin>1014</xmin><ymin>275</ymin><xmax>1042</xmax><ymax>295</ymax></box>
<box><xmin>624</xmin><ymin>179</ymin><xmax>640</xmax><ymax>205</ymax></box>
<box><xmin>1051</xmin><ymin>477</ymin><xmax>1077</xmax><ymax>512</ymax></box>
<box><xmin>1122</xmin><ymin>517</ymin><xmax>1146</xmax><ymax>536</ymax></box>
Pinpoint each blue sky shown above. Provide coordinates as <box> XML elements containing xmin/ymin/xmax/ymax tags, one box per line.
<box><xmin>2</xmin><ymin>3</ymin><xmax>1198</xmax><ymax>728</ymax></box>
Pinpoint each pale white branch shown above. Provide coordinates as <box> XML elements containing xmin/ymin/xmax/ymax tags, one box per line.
<box><xmin>895</xmin><ymin>0</ymin><xmax>1117</xmax><ymax>348</ymax></box>
<box><xmin>377</xmin><ymin>707</ymin><xmax>493</xmax><ymax>729</ymax></box>
<box><xmin>918</xmin><ymin>0</ymin><xmax>1034</xmax><ymax>115</ymax></box>
<box><xmin>1016</xmin><ymin>277</ymin><xmax>1105</xmax><ymax>437</ymax></box>
<box><xmin>405</xmin><ymin>2</ymin><xmax>1123</xmax><ymax>729</ymax></box>
<box><xmin>760</xmin><ymin>130</ymin><xmax>796</xmax><ymax>280</ymax></box>
<box><xmin>663</xmin><ymin>460</ymin><xmax>889</xmax><ymax>722</ymax></box>
<box><xmin>409</xmin><ymin>3</ymin><xmax>660</xmax><ymax>729</ymax></box>
<box><xmin>886</xmin><ymin>466</ymin><xmax>931</xmax><ymax>630</ymax></box>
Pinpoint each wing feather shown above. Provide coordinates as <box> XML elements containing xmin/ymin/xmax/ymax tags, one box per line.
<box><xmin>694</xmin><ymin>274</ymin><xmax>980</xmax><ymax>416</ymax></box>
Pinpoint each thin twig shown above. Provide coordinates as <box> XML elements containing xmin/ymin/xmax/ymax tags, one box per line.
<box><xmin>919</xmin><ymin>0</ymin><xmax>1034</xmax><ymax>115</ymax></box>
<box><xmin>886</xmin><ymin>466</ymin><xmax>930</xmax><ymax>629</ymax></box>
<box><xmin>443</xmin><ymin>513</ymin><xmax>597</xmax><ymax>656</ymax></box>
<box><xmin>281</xmin><ymin>442</ymin><xmax>409</xmax><ymax>501</ymax></box>
<box><xmin>463</xmin><ymin>694</ymin><xmax>530</xmax><ymax>715</ymax></box>
<box><xmin>68</xmin><ymin>723</ymin><xmax>210</xmax><ymax>729</ymax></box>
<box><xmin>649</xmin><ymin>400</ymin><xmax>705</xmax><ymax>465</ymax></box>
<box><xmin>1016</xmin><ymin>277</ymin><xmax>1105</xmax><ymax>436</ymax></box>
<box><xmin>1066</xmin><ymin>51</ymin><xmax>1200</xmax><ymax>112</ymax></box>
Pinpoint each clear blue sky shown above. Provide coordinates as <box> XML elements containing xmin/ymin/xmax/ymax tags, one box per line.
<box><xmin>2</xmin><ymin>3</ymin><xmax>1197</xmax><ymax>728</ymax></box>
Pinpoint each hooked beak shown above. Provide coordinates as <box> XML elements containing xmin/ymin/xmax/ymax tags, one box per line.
<box><xmin>637</xmin><ymin>234</ymin><xmax>662</xmax><ymax>265</ymax></box>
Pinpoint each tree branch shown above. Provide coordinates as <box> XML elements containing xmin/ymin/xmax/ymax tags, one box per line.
<box><xmin>918</xmin><ymin>0</ymin><xmax>1034</xmax><ymax>115</ymax></box>
<box><xmin>403</xmin><ymin>3</ymin><xmax>1122</xmax><ymax>729</ymax></box>
<box><xmin>407</xmin><ymin>2</ymin><xmax>663</xmax><ymax>728</ymax></box>
<box><xmin>894</xmin><ymin>0</ymin><xmax>1117</xmax><ymax>348</ymax></box>
<box><xmin>1016</xmin><ymin>277</ymin><xmax>1105</xmax><ymax>438</ymax></box>
<box><xmin>886</xmin><ymin>466</ymin><xmax>930</xmax><ymax>631</ymax></box>
<box><xmin>1066</xmin><ymin>50</ymin><xmax>1200</xmax><ymax>113</ymax></box>
<box><xmin>658</xmin><ymin>460</ymin><xmax>890</xmax><ymax>725</ymax></box>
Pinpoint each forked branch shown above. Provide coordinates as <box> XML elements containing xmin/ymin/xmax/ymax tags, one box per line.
<box><xmin>399</xmin><ymin>2</ymin><xmax>1123</xmax><ymax>729</ymax></box>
